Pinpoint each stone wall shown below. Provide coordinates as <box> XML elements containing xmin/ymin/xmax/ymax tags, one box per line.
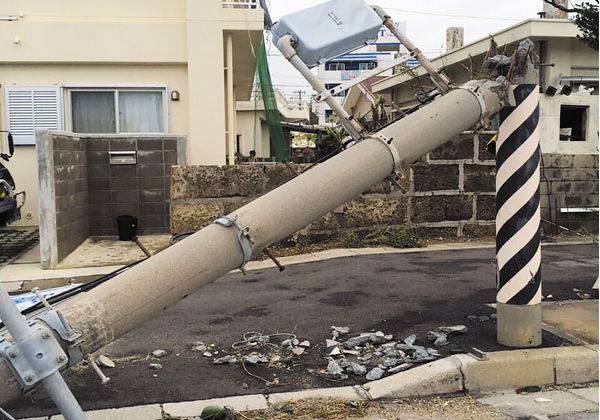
<box><xmin>541</xmin><ymin>154</ymin><xmax>599</xmax><ymax>233</ymax></box>
<box><xmin>171</xmin><ymin>133</ymin><xmax>499</xmax><ymax>238</ymax></box>
<box><xmin>37</xmin><ymin>131</ymin><xmax>186</xmax><ymax>268</ymax></box>
<box><xmin>171</xmin><ymin>136</ymin><xmax>599</xmax><ymax>240</ymax></box>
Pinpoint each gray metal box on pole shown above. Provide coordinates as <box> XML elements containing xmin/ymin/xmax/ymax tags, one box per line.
<box><xmin>271</xmin><ymin>0</ymin><xmax>382</xmax><ymax>68</ymax></box>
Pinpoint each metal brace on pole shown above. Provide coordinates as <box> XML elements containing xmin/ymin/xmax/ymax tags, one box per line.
<box><xmin>214</xmin><ymin>216</ymin><xmax>253</xmax><ymax>274</ymax></box>
<box><xmin>0</xmin><ymin>283</ymin><xmax>87</xmax><ymax>420</ymax></box>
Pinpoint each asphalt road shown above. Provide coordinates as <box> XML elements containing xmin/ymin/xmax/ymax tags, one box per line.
<box><xmin>6</xmin><ymin>242</ymin><xmax>599</xmax><ymax>417</ymax></box>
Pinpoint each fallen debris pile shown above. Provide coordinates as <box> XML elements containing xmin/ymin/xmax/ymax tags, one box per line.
<box><xmin>316</xmin><ymin>325</ymin><xmax>468</xmax><ymax>380</ymax></box>
<box><xmin>196</xmin><ymin>331</ymin><xmax>311</xmax><ymax>387</ymax></box>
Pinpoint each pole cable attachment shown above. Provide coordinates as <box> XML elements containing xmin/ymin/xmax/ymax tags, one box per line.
<box><xmin>214</xmin><ymin>216</ymin><xmax>253</xmax><ymax>275</ymax></box>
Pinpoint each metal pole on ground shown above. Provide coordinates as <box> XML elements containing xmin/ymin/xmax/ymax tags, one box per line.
<box><xmin>496</xmin><ymin>40</ymin><xmax>542</xmax><ymax>347</ymax></box>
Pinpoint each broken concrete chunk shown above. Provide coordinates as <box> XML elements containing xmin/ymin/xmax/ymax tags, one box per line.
<box><xmin>331</xmin><ymin>326</ymin><xmax>350</xmax><ymax>335</ymax></box>
<box><xmin>243</xmin><ymin>355</ymin><xmax>268</xmax><ymax>365</ymax></box>
<box><xmin>326</xmin><ymin>360</ymin><xmax>345</xmax><ymax>377</ymax></box>
<box><xmin>388</xmin><ymin>363</ymin><xmax>413</xmax><ymax>374</ymax></box>
<box><xmin>396</xmin><ymin>344</ymin><xmax>416</xmax><ymax>354</ymax></box>
<box><xmin>382</xmin><ymin>358</ymin><xmax>399</xmax><ymax>367</ymax></box>
<box><xmin>384</xmin><ymin>334</ymin><xmax>393</xmax><ymax>341</ymax></box>
<box><xmin>149</xmin><ymin>363</ymin><xmax>163</xmax><ymax>370</ymax></box>
<box><xmin>358</xmin><ymin>353</ymin><xmax>373</xmax><ymax>361</ymax></box>
<box><xmin>299</xmin><ymin>340</ymin><xmax>310</xmax><ymax>348</ymax></box>
<box><xmin>292</xmin><ymin>347</ymin><xmax>305</xmax><ymax>356</ymax></box>
<box><xmin>427</xmin><ymin>348</ymin><xmax>441</xmax><ymax>357</ymax></box>
<box><xmin>434</xmin><ymin>335</ymin><xmax>448</xmax><ymax>347</ymax></box>
<box><xmin>292</xmin><ymin>339</ymin><xmax>300</xmax><ymax>346</ymax></box>
<box><xmin>192</xmin><ymin>341</ymin><xmax>208</xmax><ymax>352</ymax></box>
<box><xmin>281</xmin><ymin>339</ymin><xmax>291</xmax><ymax>346</ymax></box>
<box><xmin>343</xmin><ymin>336</ymin><xmax>371</xmax><ymax>349</ymax></box>
<box><xmin>366</xmin><ymin>367</ymin><xmax>385</xmax><ymax>380</ymax></box>
<box><xmin>152</xmin><ymin>349</ymin><xmax>167</xmax><ymax>358</ymax></box>
<box><xmin>403</xmin><ymin>334</ymin><xmax>416</xmax><ymax>346</ymax></box>
<box><xmin>203</xmin><ymin>351</ymin><xmax>213</xmax><ymax>358</ymax></box>
<box><xmin>438</xmin><ymin>325</ymin><xmax>468</xmax><ymax>335</ymax></box>
<box><xmin>213</xmin><ymin>355</ymin><xmax>237</xmax><ymax>365</ymax></box>
<box><xmin>332</xmin><ymin>330</ymin><xmax>340</xmax><ymax>339</ymax></box>
<box><xmin>348</xmin><ymin>362</ymin><xmax>367</xmax><ymax>376</ymax></box>
<box><xmin>343</xmin><ymin>349</ymin><xmax>361</xmax><ymax>356</ymax></box>
<box><xmin>96</xmin><ymin>355</ymin><xmax>115</xmax><ymax>368</ymax></box>
<box><xmin>326</xmin><ymin>339</ymin><xmax>341</xmax><ymax>356</ymax></box>
<box><xmin>412</xmin><ymin>346</ymin><xmax>434</xmax><ymax>362</ymax></box>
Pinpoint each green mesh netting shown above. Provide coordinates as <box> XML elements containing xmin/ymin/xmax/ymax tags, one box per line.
<box><xmin>257</xmin><ymin>39</ymin><xmax>288</xmax><ymax>162</ymax></box>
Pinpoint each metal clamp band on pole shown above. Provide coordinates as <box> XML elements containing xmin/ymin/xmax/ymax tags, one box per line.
<box><xmin>373</xmin><ymin>134</ymin><xmax>402</xmax><ymax>171</ymax></box>
<box><xmin>214</xmin><ymin>216</ymin><xmax>253</xmax><ymax>272</ymax></box>
<box><xmin>458</xmin><ymin>85</ymin><xmax>490</xmax><ymax>129</ymax></box>
<box><xmin>495</xmin><ymin>83</ymin><xmax>542</xmax><ymax>347</ymax></box>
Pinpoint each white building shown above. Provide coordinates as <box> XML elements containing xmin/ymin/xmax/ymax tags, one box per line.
<box><xmin>314</xmin><ymin>24</ymin><xmax>408</xmax><ymax>125</ymax></box>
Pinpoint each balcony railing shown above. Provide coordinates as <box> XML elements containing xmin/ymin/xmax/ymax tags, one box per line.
<box><xmin>222</xmin><ymin>0</ymin><xmax>260</xmax><ymax>9</ymax></box>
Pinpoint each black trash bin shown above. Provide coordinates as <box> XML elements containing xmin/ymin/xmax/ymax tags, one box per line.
<box><xmin>117</xmin><ymin>215</ymin><xmax>138</xmax><ymax>241</ymax></box>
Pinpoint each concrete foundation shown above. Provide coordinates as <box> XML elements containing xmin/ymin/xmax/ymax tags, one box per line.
<box><xmin>497</xmin><ymin>302</ymin><xmax>542</xmax><ymax>347</ymax></box>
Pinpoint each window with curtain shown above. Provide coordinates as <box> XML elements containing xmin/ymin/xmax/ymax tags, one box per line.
<box><xmin>70</xmin><ymin>89</ymin><xmax>166</xmax><ymax>134</ymax></box>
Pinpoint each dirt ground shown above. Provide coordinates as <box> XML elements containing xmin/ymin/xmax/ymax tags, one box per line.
<box><xmin>240</xmin><ymin>395</ymin><xmax>510</xmax><ymax>420</ymax></box>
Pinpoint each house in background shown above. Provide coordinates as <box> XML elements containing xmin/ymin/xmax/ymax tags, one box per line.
<box><xmin>236</xmin><ymin>89</ymin><xmax>310</xmax><ymax>160</ymax></box>
<box><xmin>372</xmin><ymin>17</ymin><xmax>599</xmax><ymax>156</ymax></box>
<box><xmin>0</xmin><ymin>0</ymin><xmax>264</xmax><ymax>228</ymax></box>
<box><xmin>372</xmin><ymin>10</ymin><xmax>599</xmax><ymax>233</ymax></box>
<box><xmin>315</xmin><ymin>23</ymin><xmax>408</xmax><ymax>125</ymax></box>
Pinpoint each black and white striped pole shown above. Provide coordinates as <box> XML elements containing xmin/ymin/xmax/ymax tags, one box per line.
<box><xmin>496</xmin><ymin>74</ymin><xmax>542</xmax><ymax>347</ymax></box>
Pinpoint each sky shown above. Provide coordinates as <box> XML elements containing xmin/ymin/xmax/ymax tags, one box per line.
<box><xmin>263</xmin><ymin>0</ymin><xmax>544</xmax><ymax>100</ymax></box>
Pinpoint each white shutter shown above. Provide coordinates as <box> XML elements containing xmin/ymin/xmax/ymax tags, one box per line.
<box><xmin>5</xmin><ymin>86</ymin><xmax>63</xmax><ymax>145</ymax></box>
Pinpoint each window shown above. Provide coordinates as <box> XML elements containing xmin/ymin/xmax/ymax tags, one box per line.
<box><xmin>327</xmin><ymin>62</ymin><xmax>345</xmax><ymax>71</ymax></box>
<box><xmin>559</xmin><ymin>105</ymin><xmax>588</xmax><ymax>141</ymax></box>
<box><xmin>70</xmin><ymin>89</ymin><xmax>166</xmax><ymax>134</ymax></box>
<box><xmin>359</xmin><ymin>62</ymin><xmax>376</xmax><ymax>71</ymax></box>
<box><xmin>5</xmin><ymin>86</ymin><xmax>63</xmax><ymax>145</ymax></box>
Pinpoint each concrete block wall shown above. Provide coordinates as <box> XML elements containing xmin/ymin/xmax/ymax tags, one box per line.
<box><xmin>540</xmin><ymin>154</ymin><xmax>599</xmax><ymax>233</ymax></box>
<box><xmin>170</xmin><ymin>133</ymin><xmax>498</xmax><ymax>238</ymax></box>
<box><xmin>37</xmin><ymin>131</ymin><xmax>186</xmax><ymax>268</ymax></box>
<box><xmin>37</xmin><ymin>131</ymin><xmax>89</xmax><ymax>268</ymax></box>
<box><xmin>86</xmin><ymin>135</ymin><xmax>186</xmax><ymax>235</ymax></box>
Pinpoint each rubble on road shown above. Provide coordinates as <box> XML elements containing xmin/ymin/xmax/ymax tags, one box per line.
<box><xmin>151</xmin><ymin>349</ymin><xmax>167</xmax><ymax>358</ymax></box>
<box><xmin>149</xmin><ymin>363</ymin><xmax>163</xmax><ymax>370</ymax></box>
<box><xmin>96</xmin><ymin>355</ymin><xmax>115</xmax><ymax>368</ymax></box>
<box><xmin>317</xmin><ymin>324</ymin><xmax>469</xmax><ymax>382</ymax></box>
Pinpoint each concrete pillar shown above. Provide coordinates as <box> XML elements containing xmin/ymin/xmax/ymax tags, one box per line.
<box><xmin>186</xmin><ymin>1</ymin><xmax>226</xmax><ymax>165</ymax></box>
<box><xmin>543</xmin><ymin>0</ymin><xmax>569</xmax><ymax>19</ymax></box>
<box><xmin>446</xmin><ymin>27</ymin><xmax>464</xmax><ymax>52</ymax></box>
<box><xmin>226</xmin><ymin>33</ymin><xmax>235</xmax><ymax>165</ymax></box>
<box><xmin>496</xmin><ymin>83</ymin><xmax>542</xmax><ymax>347</ymax></box>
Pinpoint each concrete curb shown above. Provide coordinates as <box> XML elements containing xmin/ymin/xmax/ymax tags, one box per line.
<box><xmin>22</xmin><ymin>344</ymin><xmax>598</xmax><ymax>420</ymax></box>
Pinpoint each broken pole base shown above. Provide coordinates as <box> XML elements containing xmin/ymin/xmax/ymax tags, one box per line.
<box><xmin>497</xmin><ymin>302</ymin><xmax>542</xmax><ymax>348</ymax></box>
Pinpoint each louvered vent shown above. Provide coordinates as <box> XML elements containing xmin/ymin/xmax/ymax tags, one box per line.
<box><xmin>6</xmin><ymin>87</ymin><xmax>62</xmax><ymax>145</ymax></box>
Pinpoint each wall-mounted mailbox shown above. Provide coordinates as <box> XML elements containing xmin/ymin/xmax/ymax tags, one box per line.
<box><xmin>109</xmin><ymin>151</ymin><xmax>137</xmax><ymax>165</ymax></box>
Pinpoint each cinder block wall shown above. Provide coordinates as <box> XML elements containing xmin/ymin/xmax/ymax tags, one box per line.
<box><xmin>540</xmin><ymin>154</ymin><xmax>599</xmax><ymax>233</ymax></box>
<box><xmin>37</xmin><ymin>131</ymin><xmax>186</xmax><ymax>268</ymax></box>
<box><xmin>38</xmin><ymin>131</ymin><xmax>90</xmax><ymax>268</ymax></box>
<box><xmin>171</xmin><ymin>133</ymin><xmax>499</xmax><ymax>238</ymax></box>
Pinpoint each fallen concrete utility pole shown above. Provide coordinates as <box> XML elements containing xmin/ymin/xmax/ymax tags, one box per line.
<box><xmin>0</xmin><ymin>79</ymin><xmax>506</xmax><ymax>407</ymax></box>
